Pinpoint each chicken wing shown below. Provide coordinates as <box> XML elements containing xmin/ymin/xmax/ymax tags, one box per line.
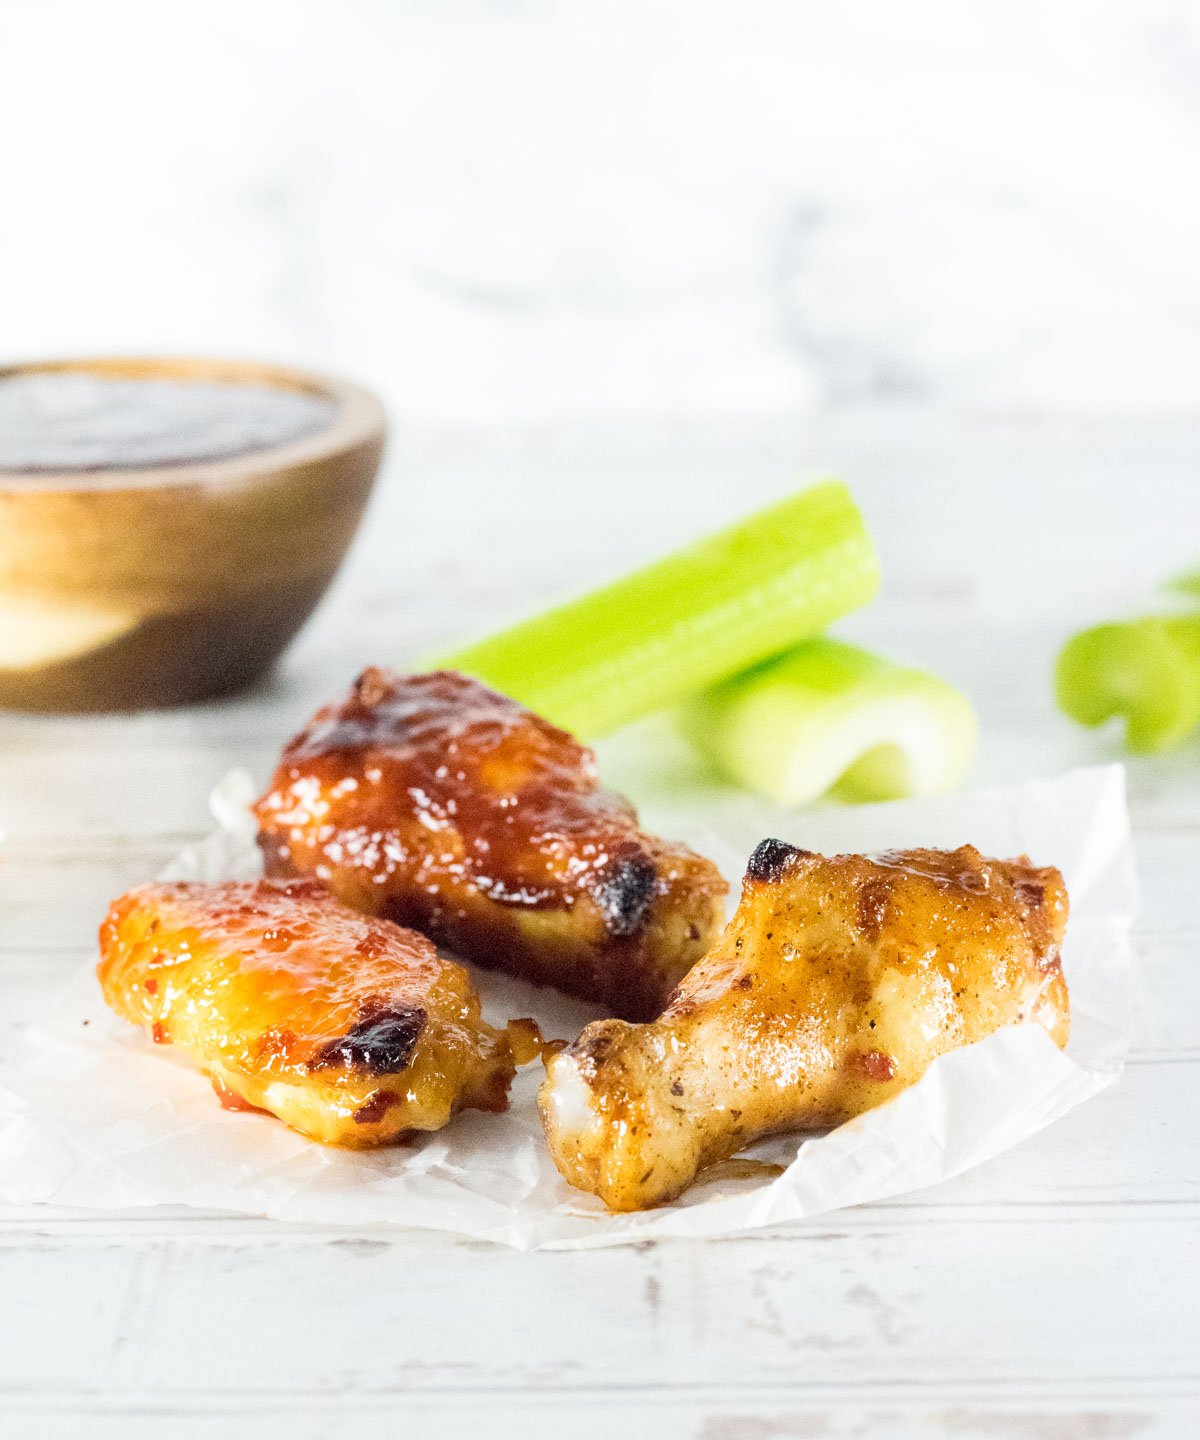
<box><xmin>540</xmin><ymin>840</ymin><xmax>1070</xmax><ymax>1210</ymax></box>
<box><xmin>98</xmin><ymin>878</ymin><xmax>529</xmax><ymax>1145</ymax></box>
<box><xmin>254</xmin><ymin>669</ymin><xmax>728</xmax><ymax>1021</ymax></box>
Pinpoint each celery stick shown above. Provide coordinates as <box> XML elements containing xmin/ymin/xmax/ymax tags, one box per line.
<box><xmin>1165</xmin><ymin>567</ymin><xmax>1200</xmax><ymax>601</ymax></box>
<box><xmin>680</xmin><ymin>639</ymin><xmax>976</xmax><ymax>806</ymax></box>
<box><xmin>434</xmin><ymin>481</ymin><xmax>879</xmax><ymax>738</ymax></box>
<box><xmin>1055</xmin><ymin>616</ymin><xmax>1200</xmax><ymax>754</ymax></box>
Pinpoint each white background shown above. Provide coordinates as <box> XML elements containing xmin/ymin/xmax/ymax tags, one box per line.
<box><xmin>2</xmin><ymin>4</ymin><xmax>1200</xmax><ymax>1437</ymax></box>
<box><xmin>3</xmin><ymin>0</ymin><xmax>1200</xmax><ymax>428</ymax></box>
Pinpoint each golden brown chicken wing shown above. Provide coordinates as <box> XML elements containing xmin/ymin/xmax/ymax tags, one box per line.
<box><xmin>540</xmin><ymin>840</ymin><xmax>1070</xmax><ymax>1210</ymax></box>
<box><xmin>98</xmin><ymin>878</ymin><xmax>529</xmax><ymax>1146</ymax></box>
<box><xmin>254</xmin><ymin>669</ymin><xmax>728</xmax><ymax>1021</ymax></box>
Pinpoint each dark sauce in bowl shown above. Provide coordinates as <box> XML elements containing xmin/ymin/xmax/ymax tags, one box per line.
<box><xmin>0</xmin><ymin>373</ymin><xmax>339</xmax><ymax>475</ymax></box>
<box><xmin>0</xmin><ymin>358</ymin><xmax>385</xmax><ymax>712</ymax></box>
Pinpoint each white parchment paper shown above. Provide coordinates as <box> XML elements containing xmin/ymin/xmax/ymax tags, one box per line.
<box><xmin>0</xmin><ymin>762</ymin><xmax>1136</xmax><ymax>1250</ymax></box>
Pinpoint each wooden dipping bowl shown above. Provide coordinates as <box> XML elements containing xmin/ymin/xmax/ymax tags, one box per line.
<box><xmin>0</xmin><ymin>357</ymin><xmax>386</xmax><ymax>712</ymax></box>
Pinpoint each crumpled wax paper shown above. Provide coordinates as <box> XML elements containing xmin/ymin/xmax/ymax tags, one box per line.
<box><xmin>0</xmin><ymin>760</ymin><xmax>1137</xmax><ymax>1250</ymax></box>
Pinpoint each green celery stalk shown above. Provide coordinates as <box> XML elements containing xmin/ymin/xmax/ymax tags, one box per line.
<box><xmin>1055</xmin><ymin>616</ymin><xmax>1200</xmax><ymax>754</ymax></box>
<box><xmin>434</xmin><ymin>480</ymin><xmax>879</xmax><ymax>738</ymax></box>
<box><xmin>1165</xmin><ymin>567</ymin><xmax>1200</xmax><ymax>601</ymax></box>
<box><xmin>680</xmin><ymin>638</ymin><xmax>976</xmax><ymax>806</ymax></box>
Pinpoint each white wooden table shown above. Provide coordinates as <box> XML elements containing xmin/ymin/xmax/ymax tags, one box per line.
<box><xmin>3</xmin><ymin>409</ymin><xmax>1198</xmax><ymax>1437</ymax></box>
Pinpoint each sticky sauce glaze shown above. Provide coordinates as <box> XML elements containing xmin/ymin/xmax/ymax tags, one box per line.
<box><xmin>538</xmin><ymin>842</ymin><xmax>1072</xmax><ymax>1211</ymax></box>
<box><xmin>262</xmin><ymin>668</ymin><xmax>658</xmax><ymax>910</ymax></box>
<box><xmin>253</xmin><ymin>669</ymin><xmax>729</xmax><ymax>1020</ymax></box>
<box><xmin>97</xmin><ymin>878</ymin><xmax>524</xmax><ymax>1146</ymax></box>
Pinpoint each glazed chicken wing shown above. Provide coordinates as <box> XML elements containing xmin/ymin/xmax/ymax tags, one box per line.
<box><xmin>98</xmin><ymin>878</ymin><xmax>529</xmax><ymax>1145</ymax></box>
<box><xmin>254</xmin><ymin>669</ymin><xmax>728</xmax><ymax>1021</ymax></box>
<box><xmin>540</xmin><ymin>840</ymin><xmax>1070</xmax><ymax>1210</ymax></box>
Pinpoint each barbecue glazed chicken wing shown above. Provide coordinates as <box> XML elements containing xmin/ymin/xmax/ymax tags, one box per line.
<box><xmin>98</xmin><ymin>879</ymin><xmax>530</xmax><ymax>1146</ymax></box>
<box><xmin>254</xmin><ymin>669</ymin><xmax>728</xmax><ymax>1021</ymax></box>
<box><xmin>540</xmin><ymin>840</ymin><xmax>1070</xmax><ymax>1210</ymax></box>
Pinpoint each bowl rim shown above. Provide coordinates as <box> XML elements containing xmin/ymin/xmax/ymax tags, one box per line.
<box><xmin>0</xmin><ymin>355</ymin><xmax>387</xmax><ymax>491</ymax></box>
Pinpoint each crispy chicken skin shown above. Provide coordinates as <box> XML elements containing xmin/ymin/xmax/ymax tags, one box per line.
<box><xmin>98</xmin><ymin>878</ymin><xmax>527</xmax><ymax>1146</ymax></box>
<box><xmin>540</xmin><ymin>841</ymin><xmax>1070</xmax><ymax>1210</ymax></box>
<box><xmin>254</xmin><ymin>669</ymin><xmax>728</xmax><ymax>1021</ymax></box>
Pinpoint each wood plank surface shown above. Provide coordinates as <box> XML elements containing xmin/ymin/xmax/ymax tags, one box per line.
<box><xmin>2</xmin><ymin>413</ymin><xmax>1197</xmax><ymax>1435</ymax></box>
